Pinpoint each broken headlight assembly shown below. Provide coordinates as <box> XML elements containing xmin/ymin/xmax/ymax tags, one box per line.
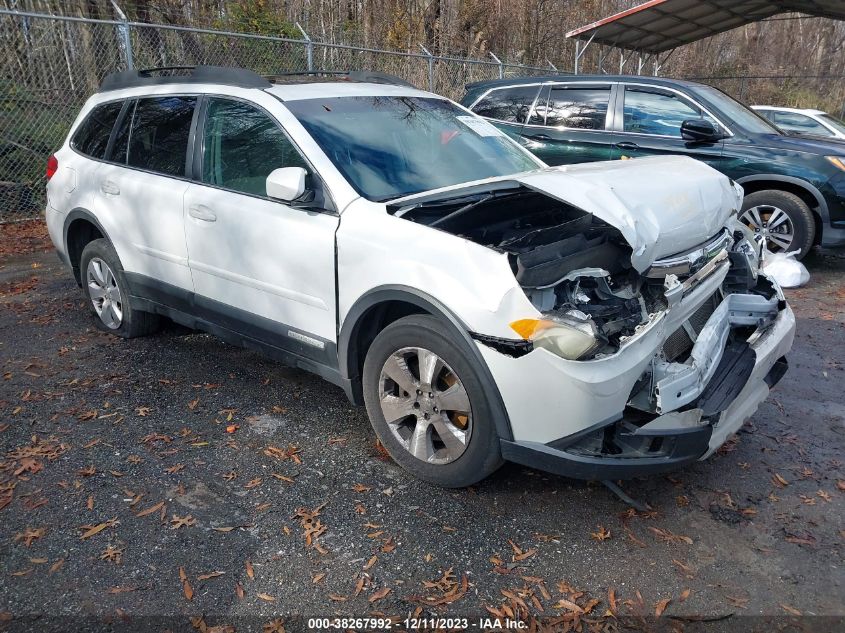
<box><xmin>509</xmin><ymin>312</ymin><xmax>601</xmax><ymax>360</ymax></box>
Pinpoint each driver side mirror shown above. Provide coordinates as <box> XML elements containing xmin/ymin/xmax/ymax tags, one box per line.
<box><xmin>266</xmin><ymin>167</ymin><xmax>307</xmax><ymax>202</ymax></box>
<box><xmin>681</xmin><ymin>119</ymin><xmax>724</xmax><ymax>143</ymax></box>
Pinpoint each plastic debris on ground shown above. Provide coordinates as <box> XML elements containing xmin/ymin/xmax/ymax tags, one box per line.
<box><xmin>761</xmin><ymin>249</ymin><xmax>810</xmax><ymax>288</ymax></box>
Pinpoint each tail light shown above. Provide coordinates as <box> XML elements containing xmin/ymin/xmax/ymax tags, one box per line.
<box><xmin>46</xmin><ymin>154</ymin><xmax>58</xmax><ymax>181</ymax></box>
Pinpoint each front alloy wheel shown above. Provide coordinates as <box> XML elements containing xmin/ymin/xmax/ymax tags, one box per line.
<box><xmin>87</xmin><ymin>256</ymin><xmax>123</xmax><ymax>329</ymax></box>
<box><xmin>740</xmin><ymin>204</ymin><xmax>795</xmax><ymax>253</ymax></box>
<box><xmin>739</xmin><ymin>190</ymin><xmax>815</xmax><ymax>259</ymax></box>
<box><xmin>378</xmin><ymin>347</ymin><xmax>472</xmax><ymax>465</ymax></box>
<box><xmin>362</xmin><ymin>314</ymin><xmax>503</xmax><ymax>487</ymax></box>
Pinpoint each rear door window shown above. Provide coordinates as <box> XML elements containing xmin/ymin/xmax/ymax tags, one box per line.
<box><xmin>126</xmin><ymin>96</ymin><xmax>197</xmax><ymax>177</ymax></box>
<box><xmin>71</xmin><ymin>101</ymin><xmax>123</xmax><ymax>159</ymax></box>
<box><xmin>541</xmin><ymin>86</ymin><xmax>611</xmax><ymax>129</ymax></box>
<box><xmin>471</xmin><ymin>85</ymin><xmax>542</xmax><ymax>124</ymax></box>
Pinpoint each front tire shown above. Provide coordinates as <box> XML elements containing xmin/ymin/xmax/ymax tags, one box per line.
<box><xmin>362</xmin><ymin>314</ymin><xmax>503</xmax><ymax>487</ymax></box>
<box><xmin>80</xmin><ymin>239</ymin><xmax>160</xmax><ymax>338</ymax></box>
<box><xmin>740</xmin><ymin>190</ymin><xmax>815</xmax><ymax>259</ymax></box>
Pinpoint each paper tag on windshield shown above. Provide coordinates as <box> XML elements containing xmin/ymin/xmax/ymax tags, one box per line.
<box><xmin>456</xmin><ymin>115</ymin><xmax>504</xmax><ymax>137</ymax></box>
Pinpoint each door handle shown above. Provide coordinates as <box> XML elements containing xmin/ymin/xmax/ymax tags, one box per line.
<box><xmin>188</xmin><ymin>204</ymin><xmax>217</xmax><ymax>222</ymax></box>
<box><xmin>615</xmin><ymin>141</ymin><xmax>640</xmax><ymax>150</ymax></box>
<box><xmin>100</xmin><ymin>180</ymin><xmax>120</xmax><ymax>195</ymax></box>
<box><xmin>525</xmin><ymin>133</ymin><xmax>552</xmax><ymax>141</ymax></box>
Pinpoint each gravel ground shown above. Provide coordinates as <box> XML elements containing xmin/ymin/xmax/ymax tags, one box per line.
<box><xmin>0</xmin><ymin>222</ymin><xmax>843</xmax><ymax>632</ymax></box>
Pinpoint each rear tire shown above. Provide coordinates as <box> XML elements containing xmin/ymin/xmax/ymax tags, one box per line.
<box><xmin>80</xmin><ymin>239</ymin><xmax>160</xmax><ymax>338</ymax></box>
<box><xmin>362</xmin><ymin>314</ymin><xmax>503</xmax><ymax>487</ymax></box>
<box><xmin>740</xmin><ymin>189</ymin><xmax>815</xmax><ymax>259</ymax></box>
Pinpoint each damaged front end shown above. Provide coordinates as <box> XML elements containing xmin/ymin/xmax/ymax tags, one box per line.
<box><xmin>392</xmin><ymin>175</ymin><xmax>795</xmax><ymax>479</ymax></box>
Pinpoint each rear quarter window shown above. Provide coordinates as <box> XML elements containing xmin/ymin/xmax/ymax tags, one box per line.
<box><xmin>71</xmin><ymin>101</ymin><xmax>123</xmax><ymax>159</ymax></box>
<box><xmin>471</xmin><ymin>85</ymin><xmax>541</xmax><ymax>124</ymax></box>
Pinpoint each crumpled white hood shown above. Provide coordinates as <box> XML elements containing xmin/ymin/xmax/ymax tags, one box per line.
<box><xmin>391</xmin><ymin>155</ymin><xmax>743</xmax><ymax>272</ymax></box>
<box><xmin>518</xmin><ymin>156</ymin><xmax>742</xmax><ymax>271</ymax></box>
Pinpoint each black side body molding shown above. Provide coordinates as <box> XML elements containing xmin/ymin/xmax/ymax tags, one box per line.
<box><xmin>123</xmin><ymin>272</ymin><xmax>347</xmax><ymax>392</ymax></box>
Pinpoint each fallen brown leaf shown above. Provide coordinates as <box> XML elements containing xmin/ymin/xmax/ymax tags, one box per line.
<box><xmin>170</xmin><ymin>514</ymin><xmax>197</xmax><ymax>529</ymax></box>
<box><xmin>14</xmin><ymin>527</ymin><xmax>46</xmax><ymax>547</ymax></box>
<box><xmin>655</xmin><ymin>597</ymin><xmax>671</xmax><ymax>616</ymax></box>
<box><xmin>649</xmin><ymin>526</ymin><xmax>693</xmax><ymax>545</ymax></box>
<box><xmin>136</xmin><ymin>501</ymin><xmax>165</xmax><ymax>517</ymax></box>
<box><xmin>79</xmin><ymin>518</ymin><xmax>118</xmax><ymax>540</ymax></box>
<box><xmin>180</xmin><ymin>567</ymin><xmax>193</xmax><ymax>601</ymax></box>
<box><xmin>369</xmin><ymin>587</ymin><xmax>391</xmax><ymax>603</ymax></box>
<box><xmin>772</xmin><ymin>473</ymin><xmax>789</xmax><ymax>487</ymax></box>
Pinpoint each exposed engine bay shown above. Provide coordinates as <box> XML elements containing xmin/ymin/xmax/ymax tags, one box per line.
<box><xmin>393</xmin><ymin>186</ymin><xmax>775</xmax><ymax>361</ymax></box>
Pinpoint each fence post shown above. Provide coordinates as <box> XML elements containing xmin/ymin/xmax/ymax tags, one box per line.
<box><xmin>419</xmin><ymin>45</ymin><xmax>435</xmax><ymax>91</ymax></box>
<box><xmin>296</xmin><ymin>22</ymin><xmax>313</xmax><ymax>71</ymax></box>
<box><xmin>109</xmin><ymin>0</ymin><xmax>133</xmax><ymax>70</ymax></box>
<box><xmin>489</xmin><ymin>52</ymin><xmax>503</xmax><ymax>79</ymax></box>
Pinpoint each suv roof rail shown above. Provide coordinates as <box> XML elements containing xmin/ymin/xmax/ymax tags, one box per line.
<box><xmin>99</xmin><ymin>65</ymin><xmax>272</xmax><ymax>92</ymax></box>
<box><xmin>265</xmin><ymin>70</ymin><xmax>416</xmax><ymax>88</ymax></box>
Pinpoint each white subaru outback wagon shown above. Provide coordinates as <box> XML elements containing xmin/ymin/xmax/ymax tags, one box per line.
<box><xmin>46</xmin><ymin>66</ymin><xmax>795</xmax><ymax>487</ymax></box>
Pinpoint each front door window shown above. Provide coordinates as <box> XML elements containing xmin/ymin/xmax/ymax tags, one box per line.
<box><xmin>623</xmin><ymin>88</ymin><xmax>717</xmax><ymax>137</ymax></box>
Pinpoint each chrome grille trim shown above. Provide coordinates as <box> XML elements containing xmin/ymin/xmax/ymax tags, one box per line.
<box><xmin>645</xmin><ymin>228</ymin><xmax>733</xmax><ymax>279</ymax></box>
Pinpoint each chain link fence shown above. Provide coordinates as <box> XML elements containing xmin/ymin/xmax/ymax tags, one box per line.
<box><xmin>0</xmin><ymin>9</ymin><xmax>560</xmax><ymax>222</ymax></box>
<box><xmin>2</xmin><ymin>10</ymin><xmax>843</xmax><ymax>223</ymax></box>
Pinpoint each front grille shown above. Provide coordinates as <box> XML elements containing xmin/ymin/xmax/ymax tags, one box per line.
<box><xmin>663</xmin><ymin>328</ymin><xmax>693</xmax><ymax>362</ymax></box>
<box><xmin>645</xmin><ymin>229</ymin><xmax>733</xmax><ymax>279</ymax></box>
<box><xmin>689</xmin><ymin>292</ymin><xmax>719</xmax><ymax>334</ymax></box>
<box><xmin>661</xmin><ymin>291</ymin><xmax>720</xmax><ymax>362</ymax></box>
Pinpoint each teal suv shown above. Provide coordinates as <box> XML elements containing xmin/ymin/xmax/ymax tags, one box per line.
<box><xmin>461</xmin><ymin>75</ymin><xmax>845</xmax><ymax>258</ymax></box>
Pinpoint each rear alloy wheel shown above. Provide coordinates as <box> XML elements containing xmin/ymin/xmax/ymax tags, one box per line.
<box><xmin>86</xmin><ymin>256</ymin><xmax>123</xmax><ymax>329</ymax></box>
<box><xmin>362</xmin><ymin>314</ymin><xmax>503</xmax><ymax>487</ymax></box>
<box><xmin>80</xmin><ymin>238</ymin><xmax>160</xmax><ymax>338</ymax></box>
<box><xmin>740</xmin><ymin>190</ymin><xmax>815</xmax><ymax>259</ymax></box>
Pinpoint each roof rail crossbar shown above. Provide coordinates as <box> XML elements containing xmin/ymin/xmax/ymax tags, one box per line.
<box><xmin>137</xmin><ymin>65</ymin><xmax>199</xmax><ymax>76</ymax></box>
<box><xmin>99</xmin><ymin>65</ymin><xmax>271</xmax><ymax>92</ymax></box>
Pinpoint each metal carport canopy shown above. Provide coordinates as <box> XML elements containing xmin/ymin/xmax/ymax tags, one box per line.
<box><xmin>566</xmin><ymin>0</ymin><xmax>845</xmax><ymax>55</ymax></box>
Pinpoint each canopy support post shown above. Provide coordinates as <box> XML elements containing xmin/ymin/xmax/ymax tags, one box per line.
<box><xmin>573</xmin><ymin>32</ymin><xmax>596</xmax><ymax>75</ymax></box>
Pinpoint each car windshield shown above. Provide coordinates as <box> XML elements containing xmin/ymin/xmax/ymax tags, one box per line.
<box><xmin>284</xmin><ymin>96</ymin><xmax>542</xmax><ymax>201</ymax></box>
<box><xmin>695</xmin><ymin>86</ymin><xmax>781</xmax><ymax>134</ymax></box>
<box><xmin>819</xmin><ymin>113</ymin><xmax>845</xmax><ymax>135</ymax></box>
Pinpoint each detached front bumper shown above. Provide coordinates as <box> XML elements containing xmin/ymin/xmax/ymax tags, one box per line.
<box><xmin>478</xmin><ymin>269</ymin><xmax>796</xmax><ymax>480</ymax></box>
